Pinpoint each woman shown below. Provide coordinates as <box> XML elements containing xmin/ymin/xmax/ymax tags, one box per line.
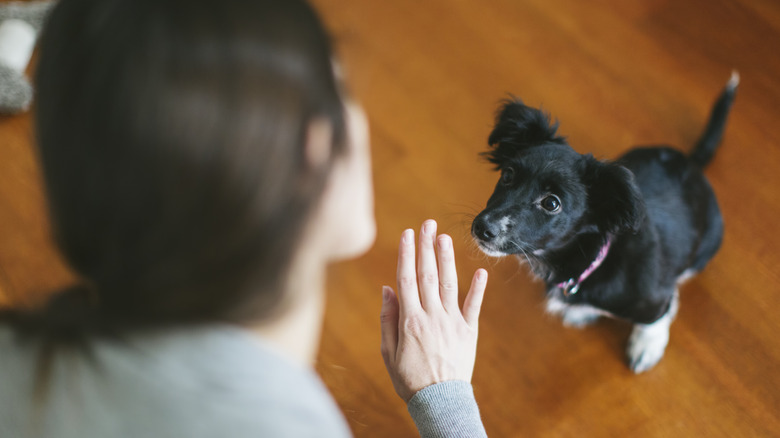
<box><xmin>0</xmin><ymin>0</ymin><xmax>489</xmax><ymax>436</ymax></box>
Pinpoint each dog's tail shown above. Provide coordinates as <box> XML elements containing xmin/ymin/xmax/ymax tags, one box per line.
<box><xmin>689</xmin><ymin>71</ymin><xmax>739</xmax><ymax>168</ymax></box>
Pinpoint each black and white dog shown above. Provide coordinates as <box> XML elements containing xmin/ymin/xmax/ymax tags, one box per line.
<box><xmin>472</xmin><ymin>73</ymin><xmax>738</xmax><ymax>373</ymax></box>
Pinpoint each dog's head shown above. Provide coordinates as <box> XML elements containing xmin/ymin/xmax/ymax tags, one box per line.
<box><xmin>472</xmin><ymin>98</ymin><xmax>644</xmax><ymax>259</ymax></box>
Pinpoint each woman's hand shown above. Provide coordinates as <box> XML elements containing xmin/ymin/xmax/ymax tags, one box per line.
<box><xmin>380</xmin><ymin>219</ymin><xmax>488</xmax><ymax>402</ymax></box>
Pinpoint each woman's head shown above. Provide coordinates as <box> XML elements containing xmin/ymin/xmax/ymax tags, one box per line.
<box><xmin>32</xmin><ymin>0</ymin><xmax>374</xmax><ymax>329</ymax></box>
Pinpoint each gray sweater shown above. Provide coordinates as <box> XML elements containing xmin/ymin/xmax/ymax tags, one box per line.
<box><xmin>0</xmin><ymin>325</ymin><xmax>486</xmax><ymax>437</ymax></box>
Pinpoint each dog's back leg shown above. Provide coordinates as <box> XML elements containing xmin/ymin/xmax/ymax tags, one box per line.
<box><xmin>627</xmin><ymin>290</ymin><xmax>680</xmax><ymax>373</ymax></box>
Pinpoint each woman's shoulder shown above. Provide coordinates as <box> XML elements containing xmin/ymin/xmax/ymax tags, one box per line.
<box><xmin>0</xmin><ymin>324</ymin><xmax>352</xmax><ymax>438</ymax></box>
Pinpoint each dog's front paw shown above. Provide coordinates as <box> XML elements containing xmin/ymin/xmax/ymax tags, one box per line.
<box><xmin>546</xmin><ymin>297</ymin><xmax>604</xmax><ymax>329</ymax></box>
<box><xmin>627</xmin><ymin>322</ymin><xmax>670</xmax><ymax>373</ymax></box>
<box><xmin>561</xmin><ymin>307</ymin><xmax>601</xmax><ymax>328</ymax></box>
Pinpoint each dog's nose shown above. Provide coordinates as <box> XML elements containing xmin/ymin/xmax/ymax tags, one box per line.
<box><xmin>472</xmin><ymin>217</ymin><xmax>499</xmax><ymax>242</ymax></box>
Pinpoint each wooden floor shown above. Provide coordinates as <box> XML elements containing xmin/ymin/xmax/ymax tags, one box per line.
<box><xmin>1</xmin><ymin>0</ymin><xmax>779</xmax><ymax>436</ymax></box>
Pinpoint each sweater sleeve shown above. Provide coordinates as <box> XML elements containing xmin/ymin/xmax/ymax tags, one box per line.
<box><xmin>406</xmin><ymin>380</ymin><xmax>488</xmax><ymax>438</ymax></box>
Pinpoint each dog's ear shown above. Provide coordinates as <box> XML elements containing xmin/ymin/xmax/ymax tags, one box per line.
<box><xmin>483</xmin><ymin>98</ymin><xmax>566</xmax><ymax>168</ymax></box>
<box><xmin>583</xmin><ymin>157</ymin><xmax>646</xmax><ymax>234</ymax></box>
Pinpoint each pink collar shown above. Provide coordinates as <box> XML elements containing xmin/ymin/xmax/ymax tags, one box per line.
<box><xmin>556</xmin><ymin>236</ymin><xmax>613</xmax><ymax>297</ymax></box>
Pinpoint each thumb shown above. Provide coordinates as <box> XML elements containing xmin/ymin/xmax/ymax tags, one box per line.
<box><xmin>379</xmin><ymin>286</ymin><xmax>399</xmax><ymax>366</ymax></box>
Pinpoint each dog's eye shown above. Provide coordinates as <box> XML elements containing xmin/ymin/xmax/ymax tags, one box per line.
<box><xmin>541</xmin><ymin>195</ymin><xmax>561</xmax><ymax>212</ymax></box>
<box><xmin>500</xmin><ymin>168</ymin><xmax>514</xmax><ymax>185</ymax></box>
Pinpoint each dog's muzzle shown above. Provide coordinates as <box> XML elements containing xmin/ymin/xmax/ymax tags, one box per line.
<box><xmin>472</xmin><ymin>215</ymin><xmax>500</xmax><ymax>243</ymax></box>
<box><xmin>471</xmin><ymin>214</ymin><xmax>511</xmax><ymax>257</ymax></box>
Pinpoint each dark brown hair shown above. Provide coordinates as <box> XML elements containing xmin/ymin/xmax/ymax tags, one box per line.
<box><xmin>3</xmin><ymin>0</ymin><xmax>346</xmax><ymax>340</ymax></box>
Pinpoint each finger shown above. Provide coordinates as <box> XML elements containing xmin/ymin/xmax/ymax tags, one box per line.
<box><xmin>396</xmin><ymin>228</ymin><xmax>422</xmax><ymax>313</ymax></box>
<box><xmin>380</xmin><ymin>286</ymin><xmax>400</xmax><ymax>367</ymax></box>
<box><xmin>417</xmin><ymin>219</ymin><xmax>441</xmax><ymax>311</ymax></box>
<box><xmin>462</xmin><ymin>269</ymin><xmax>488</xmax><ymax>327</ymax></box>
<box><xmin>436</xmin><ymin>234</ymin><xmax>459</xmax><ymax>313</ymax></box>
